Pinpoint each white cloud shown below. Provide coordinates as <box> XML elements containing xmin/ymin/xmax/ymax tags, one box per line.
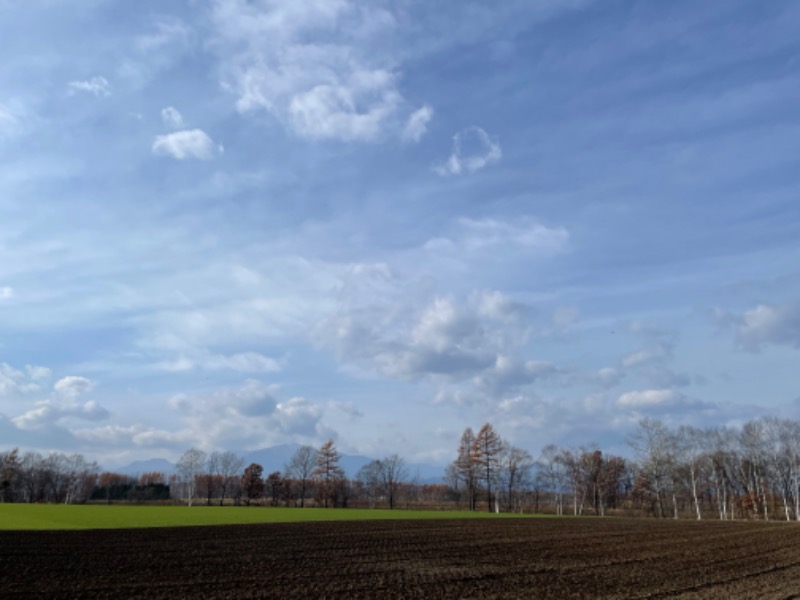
<box><xmin>152</xmin><ymin>129</ymin><xmax>216</xmax><ymax>160</ymax></box>
<box><xmin>68</xmin><ymin>76</ymin><xmax>111</xmax><ymax>97</ymax></box>
<box><xmin>402</xmin><ymin>104</ymin><xmax>433</xmax><ymax>142</ymax></box>
<box><xmin>617</xmin><ymin>389</ymin><xmax>677</xmax><ymax>408</ymax></box>
<box><xmin>734</xmin><ymin>303</ymin><xmax>800</xmax><ymax>351</ymax></box>
<box><xmin>0</xmin><ymin>105</ymin><xmax>19</xmax><ymax>138</ymax></box>
<box><xmin>137</xmin><ymin>17</ymin><xmax>192</xmax><ymax>52</ymax></box>
<box><xmin>0</xmin><ymin>286</ymin><xmax>13</xmax><ymax>299</ymax></box>
<box><xmin>0</xmin><ymin>363</ymin><xmax>51</xmax><ymax>396</ymax></box>
<box><xmin>211</xmin><ymin>0</ymin><xmax>414</xmax><ymax>142</ymax></box>
<box><xmin>160</xmin><ymin>106</ymin><xmax>184</xmax><ymax>128</ymax></box>
<box><xmin>165</xmin><ymin>380</ymin><xmax>330</xmax><ymax>448</ymax></box>
<box><xmin>316</xmin><ymin>286</ymin><xmax>545</xmax><ymax>390</ymax></box>
<box><xmin>424</xmin><ymin>217</ymin><xmax>570</xmax><ymax>259</ymax></box>
<box><xmin>54</xmin><ymin>376</ymin><xmax>95</xmax><ymax>400</ymax></box>
<box><xmin>12</xmin><ymin>400</ymin><xmax>109</xmax><ymax>430</ymax></box>
<box><xmin>159</xmin><ymin>351</ymin><xmax>281</xmax><ymax>374</ymax></box>
<box><xmin>434</xmin><ymin>127</ymin><xmax>502</xmax><ymax>176</ymax></box>
<box><xmin>288</xmin><ymin>70</ymin><xmax>402</xmax><ymax>141</ymax></box>
<box><xmin>591</xmin><ymin>367</ymin><xmax>624</xmax><ymax>389</ymax></box>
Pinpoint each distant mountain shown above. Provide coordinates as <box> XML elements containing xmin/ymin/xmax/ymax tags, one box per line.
<box><xmin>117</xmin><ymin>458</ymin><xmax>175</xmax><ymax>476</ymax></box>
<box><xmin>115</xmin><ymin>445</ymin><xmax>445</xmax><ymax>484</ymax></box>
<box><xmin>240</xmin><ymin>444</ymin><xmax>373</xmax><ymax>478</ymax></box>
<box><xmin>240</xmin><ymin>444</ymin><xmax>445</xmax><ymax>483</ymax></box>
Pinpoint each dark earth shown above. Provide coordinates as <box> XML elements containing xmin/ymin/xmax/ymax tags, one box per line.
<box><xmin>2</xmin><ymin>518</ymin><xmax>800</xmax><ymax>598</ymax></box>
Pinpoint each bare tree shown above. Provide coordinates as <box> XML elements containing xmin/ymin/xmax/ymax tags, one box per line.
<box><xmin>501</xmin><ymin>445</ymin><xmax>533</xmax><ymax>513</ymax></box>
<box><xmin>285</xmin><ymin>446</ymin><xmax>318</xmax><ymax>508</ymax></box>
<box><xmin>176</xmin><ymin>448</ymin><xmax>207</xmax><ymax>507</ymax></box>
<box><xmin>241</xmin><ymin>463</ymin><xmax>264</xmax><ymax>505</ymax></box>
<box><xmin>214</xmin><ymin>451</ymin><xmax>244</xmax><ymax>507</ymax></box>
<box><xmin>537</xmin><ymin>444</ymin><xmax>565</xmax><ymax>515</ymax></box>
<box><xmin>628</xmin><ymin>418</ymin><xmax>672</xmax><ymax>518</ymax></box>
<box><xmin>356</xmin><ymin>460</ymin><xmax>383</xmax><ymax>508</ymax></box>
<box><xmin>0</xmin><ymin>448</ymin><xmax>20</xmax><ymax>503</ymax></box>
<box><xmin>379</xmin><ymin>454</ymin><xmax>407</xmax><ymax>510</ymax></box>
<box><xmin>265</xmin><ymin>471</ymin><xmax>284</xmax><ymax>505</ymax></box>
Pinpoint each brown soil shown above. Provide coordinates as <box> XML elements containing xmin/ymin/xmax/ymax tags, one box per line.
<box><xmin>2</xmin><ymin>518</ymin><xmax>800</xmax><ymax>599</ymax></box>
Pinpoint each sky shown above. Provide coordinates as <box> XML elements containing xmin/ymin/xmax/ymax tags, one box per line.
<box><xmin>1</xmin><ymin>0</ymin><xmax>799</xmax><ymax>469</ymax></box>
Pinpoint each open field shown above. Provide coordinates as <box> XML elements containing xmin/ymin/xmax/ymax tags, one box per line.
<box><xmin>0</xmin><ymin>504</ymin><xmax>535</xmax><ymax>530</ymax></box>
<box><xmin>2</xmin><ymin>518</ymin><xmax>800</xmax><ymax>598</ymax></box>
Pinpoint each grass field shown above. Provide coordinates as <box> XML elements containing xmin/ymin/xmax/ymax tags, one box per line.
<box><xmin>0</xmin><ymin>504</ymin><xmax>538</xmax><ymax>530</ymax></box>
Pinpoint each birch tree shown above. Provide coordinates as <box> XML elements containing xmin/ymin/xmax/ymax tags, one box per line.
<box><xmin>176</xmin><ymin>448</ymin><xmax>207</xmax><ymax>507</ymax></box>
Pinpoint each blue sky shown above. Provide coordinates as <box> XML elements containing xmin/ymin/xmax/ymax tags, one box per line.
<box><xmin>1</xmin><ymin>0</ymin><xmax>799</xmax><ymax>468</ymax></box>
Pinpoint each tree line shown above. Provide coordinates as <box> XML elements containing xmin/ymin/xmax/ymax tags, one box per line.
<box><xmin>5</xmin><ymin>416</ymin><xmax>800</xmax><ymax>520</ymax></box>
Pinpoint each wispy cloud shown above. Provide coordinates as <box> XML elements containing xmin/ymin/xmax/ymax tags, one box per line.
<box><xmin>434</xmin><ymin>127</ymin><xmax>501</xmax><ymax>175</ymax></box>
<box><xmin>68</xmin><ymin>75</ymin><xmax>111</xmax><ymax>97</ymax></box>
<box><xmin>210</xmin><ymin>0</ymin><xmax>420</xmax><ymax>142</ymax></box>
<box><xmin>402</xmin><ymin>104</ymin><xmax>433</xmax><ymax>142</ymax></box>
<box><xmin>160</xmin><ymin>106</ymin><xmax>184</xmax><ymax>129</ymax></box>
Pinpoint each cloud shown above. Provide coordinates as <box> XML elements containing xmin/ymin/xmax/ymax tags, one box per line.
<box><xmin>152</xmin><ymin>129</ymin><xmax>217</xmax><ymax>160</ymax></box>
<box><xmin>166</xmin><ymin>380</ymin><xmax>330</xmax><ymax>448</ymax></box>
<box><xmin>12</xmin><ymin>400</ymin><xmax>109</xmax><ymax>430</ymax></box>
<box><xmin>287</xmin><ymin>70</ymin><xmax>402</xmax><ymax>141</ymax></box>
<box><xmin>0</xmin><ymin>286</ymin><xmax>13</xmax><ymax>300</ymax></box>
<box><xmin>160</xmin><ymin>106</ymin><xmax>184</xmax><ymax>128</ymax></box>
<box><xmin>423</xmin><ymin>217</ymin><xmax>569</xmax><ymax>259</ymax></box>
<box><xmin>0</xmin><ymin>105</ymin><xmax>20</xmax><ymax>138</ymax></box>
<box><xmin>733</xmin><ymin>303</ymin><xmax>800</xmax><ymax>351</ymax></box>
<box><xmin>137</xmin><ymin>17</ymin><xmax>193</xmax><ymax>52</ymax></box>
<box><xmin>54</xmin><ymin>376</ymin><xmax>95</xmax><ymax>400</ymax></box>
<box><xmin>68</xmin><ymin>76</ymin><xmax>111</xmax><ymax>97</ymax></box>
<box><xmin>591</xmin><ymin>367</ymin><xmax>624</xmax><ymax>389</ymax></box>
<box><xmin>0</xmin><ymin>363</ymin><xmax>52</xmax><ymax>396</ymax></box>
<box><xmin>317</xmin><ymin>287</ymin><xmax>544</xmax><ymax>390</ymax></box>
<box><xmin>402</xmin><ymin>104</ymin><xmax>433</xmax><ymax>142</ymax></box>
<box><xmin>159</xmin><ymin>351</ymin><xmax>281</xmax><ymax>374</ymax></box>
<box><xmin>615</xmin><ymin>389</ymin><xmax>711</xmax><ymax>416</ymax></box>
<box><xmin>617</xmin><ymin>389</ymin><xmax>678</xmax><ymax>408</ymax></box>
<box><xmin>434</xmin><ymin>126</ymin><xmax>501</xmax><ymax>175</ymax></box>
<box><xmin>210</xmin><ymin>0</ymin><xmax>417</xmax><ymax>142</ymax></box>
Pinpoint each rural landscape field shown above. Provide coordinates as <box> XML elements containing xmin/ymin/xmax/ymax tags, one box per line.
<box><xmin>2</xmin><ymin>511</ymin><xmax>800</xmax><ymax>598</ymax></box>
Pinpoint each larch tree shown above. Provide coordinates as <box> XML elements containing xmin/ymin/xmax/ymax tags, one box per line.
<box><xmin>314</xmin><ymin>439</ymin><xmax>344</xmax><ymax>508</ymax></box>
<box><xmin>471</xmin><ymin>423</ymin><xmax>504</xmax><ymax>513</ymax></box>
<box><xmin>451</xmin><ymin>427</ymin><xmax>479</xmax><ymax>511</ymax></box>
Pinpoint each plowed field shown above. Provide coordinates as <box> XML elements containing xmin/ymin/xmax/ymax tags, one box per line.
<box><xmin>2</xmin><ymin>518</ymin><xmax>799</xmax><ymax>599</ymax></box>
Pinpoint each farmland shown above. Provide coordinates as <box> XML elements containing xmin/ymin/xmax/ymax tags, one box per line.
<box><xmin>2</xmin><ymin>517</ymin><xmax>799</xmax><ymax>598</ymax></box>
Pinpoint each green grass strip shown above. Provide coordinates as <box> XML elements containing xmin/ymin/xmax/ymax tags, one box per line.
<box><xmin>0</xmin><ymin>504</ymin><xmax>545</xmax><ymax>531</ymax></box>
